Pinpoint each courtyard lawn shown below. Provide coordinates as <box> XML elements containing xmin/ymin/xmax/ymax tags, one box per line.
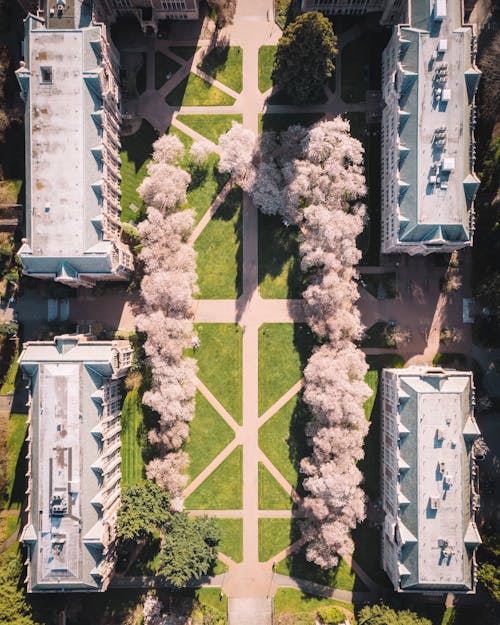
<box><xmin>258</xmin><ymin>323</ymin><xmax>315</xmax><ymax>416</ymax></box>
<box><xmin>258</xmin><ymin>517</ymin><xmax>301</xmax><ymax>562</ymax></box>
<box><xmin>0</xmin><ymin>358</ymin><xmax>18</xmax><ymax>395</ymax></box>
<box><xmin>215</xmin><ymin>518</ymin><xmax>243</xmax><ymax>563</ymax></box>
<box><xmin>176</xmin><ymin>114</ymin><xmax>243</xmax><ymax>144</ymax></box>
<box><xmin>120</xmin><ymin>386</ymin><xmax>145</xmax><ymax>486</ymax></box>
<box><xmin>185</xmin><ymin>445</ymin><xmax>243</xmax><ymax>510</ymax></box>
<box><xmin>258</xmin><ymin>462</ymin><xmax>293</xmax><ymax>510</ymax></box>
<box><xmin>273</xmin><ymin>589</ymin><xmax>354</xmax><ymax>621</ymax></box>
<box><xmin>169</xmin><ymin>45</ymin><xmax>198</xmax><ymax>61</ymax></box>
<box><xmin>7</xmin><ymin>413</ymin><xmax>27</xmax><ymax>509</ymax></box>
<box><xmin>184</xmin><ymin>390</ymin><xmax>235</xmax><ymax>483</ymax></box>
<box><xmin>363</xmin><ymin>369</ymin><xmax>379</xmax><ymax>420</ymax></box>
<box><xmin>352</xmin><ymin>521</ymin><xmax>389</xmax><ymax>586</ymax></box>
<box><xmin>258</xmin><ymin>46</ymin><xmax>276</xmax><ymax>92</ymax></box>
<box><xmin>166</xmin><ymin>73</ymin><xmax>236</xmax><ymax>106</ymax></box>
<box><xmin>191</xmin><ymin>323</ymin><xmax>243</xmax><ymax>424</ymax></box>
<box><xmin>195</xmin><ymin>187</ymin><xmax>242</xmax><ymax>299</ymax></box>
<box><xmin>258</xmin><ymin>393</ymin><xmax>310</xmax><ymax>491</ymax></box>
<box><xmin>258</xmin><ymin>213</ymin><xmax>305</xmax><ymax>299</ymax></box>
<box><xmin>120</xmin><ymin>120</ymin><xmax>157</xmax><ymax>223</ymax></box>
<box><xmin>196</xmin><ymin>588</ymin><xmax>228</xmax><ymax>618</ymax></box>
<box><xmin>155</xmin><ymin>52</ymin><xmax>181</xmax><ymax>89</ymax></box>
<box><xmin>198</xmin><ymin>46</ymin><xmax>243</xmax><ymax>93</ymax></box>
<box><xmin>258</xmin><ymin>112</ymin><xmax>324</xmax><ymax>133</ymax></box>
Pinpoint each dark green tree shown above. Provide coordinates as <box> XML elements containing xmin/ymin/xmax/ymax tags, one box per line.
<box><xmin>477</xmin><ymin>534</ymin><xmax>500</xmax><ymax>602</ymax></box>
<box><xmin>272</xmin><ymin>12</ymin><xmax>337</xmax><ymax>104</ymax></box>
<box><xmin>0</xmin><ymin>553</ymin><xmax>37</xmax><ymax>625</ymax></box>
<box><xmin>357</xmin><ymin>604</ymin><xmax>432</xmax><ymax>625</ymax></box>
<box><xmin>159</xmin><ymin>513</ymin><xmax>221</xmax><ymax>587</ymax></box>
<box><xmin>117</xmin><ymin>481</ymin><xmax>170</xmax><ymax>543</ymax></box>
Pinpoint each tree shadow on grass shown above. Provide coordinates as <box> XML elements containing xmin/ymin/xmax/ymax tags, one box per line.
<box><xmin>286</xmin><ymin>391</ymin><xmax>311</xmax><ymax>498</ymax></box>
<box><xmin>198</xmin><ymin>46</ymin><xmax>230</xmax><ymax>77</ymax></box>
<box><xmin>121</xmin><ymin>119</ymin><xmax>157</xmax><ymax>174</ymax></box>
<box><xmin>8</xmin><ymin>432</ymin><xmax>27</xmax><ymax>510</ymax></box>
<box><xmin>212</xmin><ymin>186</ymin><xmax>243</xmax><ymax>298</ymax></box>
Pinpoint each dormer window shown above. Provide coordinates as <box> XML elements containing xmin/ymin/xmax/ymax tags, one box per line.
<box><xmin>40</xmin><ymin>66</ymin><xmax>53</xmax><ymax>84</ymax></box>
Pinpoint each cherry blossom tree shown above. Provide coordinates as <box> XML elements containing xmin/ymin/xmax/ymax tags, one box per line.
<box><xmin>152</xmin><ymin>133</ymin><xmax>184</xmax><ymax>164</ymax></box>
<box><xmin>218</xmin><ymin>122</ymin><xmax>257</xmax><ymax>181</ymax></box>
<box><xmin>146</xmin><ymin>451</ymin><xmax>189</xmax><ymax>496</ymax></box>
<box><xmin>190</xmin><ymin>139</ymin><xmax>213</xmax><ymax>165</ymax></box>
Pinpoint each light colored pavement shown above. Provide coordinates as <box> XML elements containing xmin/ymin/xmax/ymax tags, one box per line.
<box><xmin>228</xmin><ymin>597</ymin><xmax>272</xmax><ymax>625</ymax></box>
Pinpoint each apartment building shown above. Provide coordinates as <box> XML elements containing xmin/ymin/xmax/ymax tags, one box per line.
<box><xmin>15</xmin><ymin>1</ymin><xmax>133</xmax><ymax>287</ymax></box>
<box><xmin>381</xmin><ymin>0</ymin><xmax>481</xmax><ymax>255</ymax></box>
<box><xmin>20</xmin><ymin>334</ymin><xmax>132</xmax><ymax>592</ymax></box>
<box><xmin>381</xmin><ymin>366</ymin><xmax>481</xmax><ymax>593</ymax></box>
<box><xmin>301</xmin><ymin>0</ymin><xmax>406</xmax><ymax>24</ymax></box>
<box><xmin>95</xmin><ymin>0</ymin><xmax>199</xmax><ymax>33</ymax></box>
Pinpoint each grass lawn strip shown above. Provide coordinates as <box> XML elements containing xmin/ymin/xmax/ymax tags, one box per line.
<box><xmin>166</xmin><ymin>73</ymin><xmax>236</xmax><ymax>106</ymax></box>
<box><xmin>258</xmin><ymin>462</ymin><xmax>293</xmax><ymax>510</ymax></box>
<box><xmin>195</xmin><ymin>186</ymin><xmax>242</xmax><ymax>299</ymax></box>
<box><xmin>120</xmin><ymin>387</ymin><xmax>145</xmax><ymax>485</ymax></box>
<box><xmin>169</xmin><ymin>45</ymin><xmax>199</xmax><ymax>61</ymax></box>
<box><xmin>184</xmin><ymin>390</ymin><xmax>235</xmax><ymax>483</ymax></box>
<box><xmin>273</xmin><ymin>588</ymin><xmax>354</xmax><ymax>620</ymax></box>
<box><xmin>191</xmin><ymin>323</ymin><xmax>243</xmax><ymax>424</ymax></box>
<box><xmin>258</xmin><ymin>517</ymin><xmax>300</xmax><ymax>562</ymax></box>
<box><xmin>155</xmin><ymin>51</ymin><xmax>181</xmax><ymax>89</ymax></box>
<box><xmin>258</xmin><ymin>323</ymin><xmax>314</xmax><ymax>416</ymax></box>
<box><xmin>120</xmin><ymin>120</ymin><xmax>157</xmax><ymax>223</ymax></box>
<box><xmin>176</xmin><ymin>113</ymin><xmax>243</xmax><ymax>144</ymax></box>
<box><xmin>198</xmin><ymin>46</ymin><xmax>243</xmax><ymax>93</ymax></box>
<box><xmin>185</xmin><ymin>445</ymin><xmax>243</xmax><ymax>510</ymax></box>
<box><xmin>258</xmin><ymin>112</ymin><xmax>324</xmax><ymax>133</ymax></box>
<box><xmin>258</xmin><ymin>46</ymin><xmax>276</xmax><ymax>92</ymax></box>
<box><xmin>0</xmin><ymin>357</ymin><xmax>18</xmax><ymax>394</ymax></box>
<box><xmin>258</xmin><ymin>393</ymin><xmax>310</xmax><ymax>491</ymax></box>
<box><xmin>7</xmin><ymin>413</ymin><xmax>27</xmax><ymax>509</ymax></box>
<box><xmin>196</xmin><ymin>588</ymin><xmax>228</xmax><ymax>617</ymax></box>
<box><xmin>214</xmin><ymin>518</ymin><xmax>243</xmax><ymax>563</ymax></box>
<box><xmin>363</xmin><ymin>369</ymin><xmax>379</xmax><ymax>420</ymax></box>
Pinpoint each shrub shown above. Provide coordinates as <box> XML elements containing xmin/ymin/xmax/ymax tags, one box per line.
<box><xmin>317</xmin><ymin>606</ymin><xmax>345</xmax><ymax>624</ymax></box>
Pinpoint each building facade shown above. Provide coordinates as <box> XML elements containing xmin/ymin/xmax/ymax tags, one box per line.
<box><xmin>20</xmin><ymin>334</ymin><xmax>132</xmax><ymax>592</ymax></box>
<box><xmin>15</xmin><ymin>1</ymin><xmax>133</xmax><ymax>287</ymax></box>
<box><xmin>95</xmin><ymin>0</ymin><xmax>199</xmax><ymax>33</ymax></box>
<box><xmin>381</xmin><ymin>367</ymin><xmax>481</xmax><ymax>593</ymax></box>
<box><xmin>381</xmin><ymin>0</ymin><xmax>481</xmax><ymax>255</ymax></box>
<box><xmin>300</xmin><ymin>0</ymin><xmax>406</xmax><ymax>24</ymax></box>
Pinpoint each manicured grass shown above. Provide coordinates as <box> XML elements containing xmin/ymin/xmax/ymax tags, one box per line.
<box><xmin>120</xmin><ymin>387</ymin><xmax>145</xmax><ymax>486</ymax></box>
<box><xmin>258</xmin><ymin>212</ymin><xmax>305</xmax><ymax>299</ymax></box>
<box><xmin>258</xmin><ymin>517</ymin><xmax>301</xmax><ymax>562</ymax></box>
<box><xmin>155</xmin><ymin>52</ymin><xmax>181</xmax><ymax>89</ymax></box>
<box><xmin>196</xmin><ymin>587</ymin><xmax>228</xmax><ymax>617</ymax></box>
<box><xmin>198</xmin><ymin>46</ymin><xmax>243</xmax><ymax>93</ymax></box>
<box><xmin>184</xmin><ymin>390</ymin><xmax>235</xmax><ymax>483</ymax></box>
<box><xmin>170</xmin><ymin>46</ymin><xmax>198</xmax><ymax>61</ymax></box>
<box><xmin>191</xmin><ymin>323</ymin><xmax>243</xmax><ymax>424</ymax></box>
<box><xmin>258</xmin><ymin>112</ymin><xmax>324</xmax><ymax>133</ymax></box>
<box><xmin>273</xmin><ymin>589</ymin><xmax>354</xmax><ymax>620</ymax></box>
<box><xmin>258</xmin><ymin>46</ymin><xmax>276</xmax><ymax>92</ymax></box>
<box><xmin>0</xmin><ymin>358</ymin><xmax>18</xmax><ymax>394</ymax></box>
<box><xmin>195</xmin><ymin>187</ymin><xmax>242</xmax><ymax>299</ymax></box>
<box><xmin>363</xmin><ymin>369</ymin><xmax>379</xmax><ymax>420</ymax></box>
<box><xmin>185</xmin><ymin>445</ymin><xmax>243</xmax><ymax>509</ymax></box>
<box><xmin>276</xmin><ymin>549</ymin><xmax>361</xmax><ymax>591</ymax></box>
<box><xmin>352</xmin><ymin>521</ymin><xmax>389</xmax><ymax>586</ymax></box>
<box><xmin>215</xmin><ymin>518</ymin><xmax>243</xmax><ymax>563</ymax></box>
<box><xmin>341</xmin><ymin>38</ymin><xmax>369</xmax><ymax>103</ymax></box>
<box><xmin>0</xmin><ymin>514</ymin><xmax>19</xmax><ymax>543</ymax></box>
<box><xmin>120</xmin><ymin>120</ymin><xmax>157</xmax><ymax>223</ymax></box>
<box><xmin>258</xmin><ymin>462</ymin><xmax>293</xmax><ymax>510</ymax></box>
<box><xmin>176</xmin><ymin>114</ymin><xmax>243</xmax><ymax>144</ymax></box>
<box><xmin>7</xmin><ymin>413</ymin><xmax>26</xmax><ymax>508</ymax></box>
<box><xmin>258</xmin><ymin>393</ymin><xmax>310</xmax><ymax>492</ymax></box>
<box><xmin>258</xmin><ymin>323</ymin><xmax>315</xmax><ymax>416</ymax></box>
<box><xmin>166</xmin><ymin>73</ymin><xmax>236</xmax><ymax>106</ymax></box>
<box><xmin>441</xmin><ymin>607</ymin><xmax>456</xmax><ymax>625</ymax></box>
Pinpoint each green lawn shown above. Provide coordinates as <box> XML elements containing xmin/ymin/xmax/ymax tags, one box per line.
<box><xmin>7</xmin><ymin>413</ymin><xmax>26</xmax><ymax>509</ymax></box>
<box><xmin>195</xmin><ymin>187</ymin><xmax>242</xmax><ymax>299</ymax></box>
<box><xmin>184</xmin><ymin>390</ymin><xmax>235</xmax><ymax>483</ymax></box>
<box><xmin>176</xmin><ymin>114</ymin><xmax>243</xmax><ymax>144</ymax></box>
<box><xmin>352</xmin><ymin>521</ymin><xmax>389</xmax><ymax>586</ymax></box>
<box><xmin>198</xmin><ymin>46</ymin><xmax>243</xmax><ymax>93</ymax></box>
<box><xmin>258</xmin><ymin>393</ymin><xmax>310</xmax><ymax>492</ymax></box>
<box><xmin>276</xmin><ymin>549</ymin><xmax>361</xmax><ymax>592</ymax></box>
<box><xmin>258</xmin><ymin>212</ymin><xmax>304</xmax><ymax>299</ymax></box>
<box><xmin>258</xmin><ymin>46</ymin><xmax>276</xmax><ymax>92</ymax></box>
<box><xmin>341</xmin><ymin>38</ymin><xmax>369</xmax><ymax>103</ymax></box>
<box><xmin>186</xmin><ymin>152</ymin><xmax>229</xmax><ymax>225</ymax></box>
<box><xmin>258</xmin><ymin>112</ymin><xmax>324</xmax><ymax>133</ymax></box>
<box><xmin>258</xmin><ymin>323</ymin><xmax>315</xmax><ymax>416</ymax></box>
<box><xmin>120</xmin><ymin>120</ymin><xmax>157</xmax><ymax>223</ymax></box>
<box><xmin>215</xmin><ymin>518</ymin><xmax>243</xmax><ymax>563</ymax></box>
<box><xmin>185</xmin><ymin>446</ymin><xmax>243</xmax><ymax>509</ymax></box>
<box><xmin>196</xmin><ymin>588</ymin><xmax>228</xmax><ymax>618</ymax></box>
<box><xmin>155</xmin><ymin>52</ymin><xmax>181</xmax><ymax>89</ymax></box>
<box><xmin>258</xmin><ymin>517</ymin><xmax>301</xmax><ymax>562</ymax></box>
<box><xmin>258</xmin><ymin>462</ymin><xmax>293</xmax><ymax>510</ymax></box>
<box><xmin>120</xmin><ymin>387</ymin><xmax>145</xmax><ymax>486</ymax></box>
<box><xmin>0</xmin><ymin>358</ymin><xmax>18</xmax><ymax>395</ymax></box>
<box><xmin>169</xmin><ymin>46</ymin><xmax>198</xmax><ymax>61</ymax></box>
<box><xmin>191</xmin><ymin>323</ymin><xmax>243</xmax><ymax>424</ymax></box>
<box><xmin>166</xmin><ymin>73</ymin><xmax>236</xmax><ymax>106</ymax></box>
<box><xmin>363</xmin><ymin>369</ymin><xmax>379</xmax><ymax>420</ymax></box>
<box><xmin>273</xmin><ymin>589</ymin><xmax>354</xmax><ymax>621</ymax></box>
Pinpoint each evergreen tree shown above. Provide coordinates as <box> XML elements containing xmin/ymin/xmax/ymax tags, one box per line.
<box><xmin>357</xmin><ymin>604</ymin><xmax>432</xmax><ymax>625</ymax></box>
<box><xmin>117</xmin><ymin>482</ymin><xmax>171</xmax><ymax>543</ymax></box>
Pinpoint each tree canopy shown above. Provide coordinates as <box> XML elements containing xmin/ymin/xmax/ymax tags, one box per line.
<box><xmin>272</xmin><ymin>12</ymin><xmax>337</xmax><ymax>104</ymax></box>
<box><xmin>117</xmin><ymin>481</ymin><xmax>171</xmax><ymax>542</ymax></box>
<box><xmin>357</xmin><ymin>604</ymin><xmax>432</xmax><ymax>625</ymax></box>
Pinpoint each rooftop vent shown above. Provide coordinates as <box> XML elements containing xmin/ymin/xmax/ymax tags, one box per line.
<box><xmin>430</xmin><ymin>496</ymin><xmax>440</xmax><ymax>510</ymax></box>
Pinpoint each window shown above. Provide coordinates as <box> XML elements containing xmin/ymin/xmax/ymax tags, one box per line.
<box><xmin>40</xmin><ymin>66</ymin><xmax>52</xmax><ymax>84</ymax></box>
